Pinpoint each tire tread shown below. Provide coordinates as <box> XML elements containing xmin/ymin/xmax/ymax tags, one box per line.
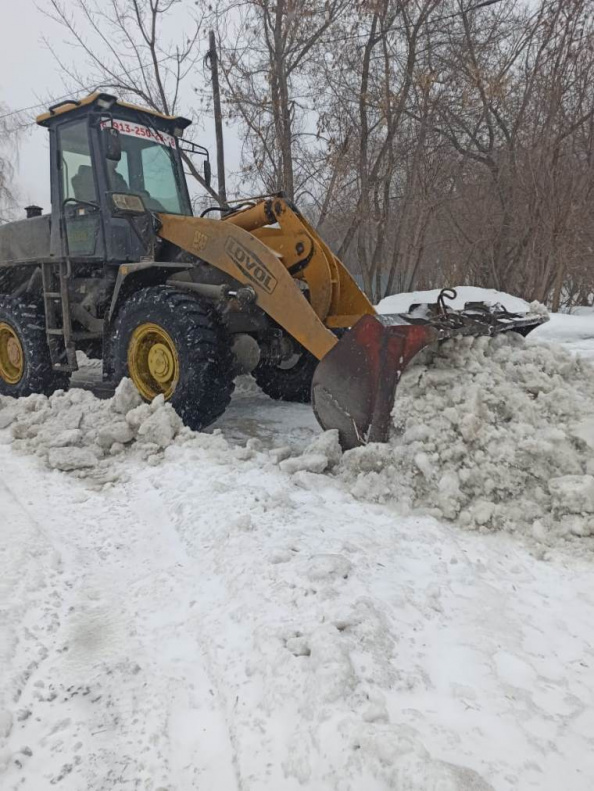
<box><xmin>111</xmin><ymin>286</ymin><xmax>235</xmax><ymax>430</ymax></box>
<box><xmin>0</xmin><ymin>295</ymin><xmax>69</xmax><ymax>397</ymax></box>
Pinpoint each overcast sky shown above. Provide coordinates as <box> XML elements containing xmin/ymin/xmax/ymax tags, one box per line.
<box><xmin>1</xmin><ymin>0</ymin><xmax>58</xmax><ymax>212</ymax></box>
<box><xmin>0</xmin><ymin>0</ymin><xmax>241</xmax><ymax>216</ymax></box>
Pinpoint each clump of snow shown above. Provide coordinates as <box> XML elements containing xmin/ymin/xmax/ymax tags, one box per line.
<box><xmin>377</xmin><ymin>285</ymin><xmax>533</xmax><ymax>315</ymax></box>
<box><xmin>112</xmin><ymin>376</ymin><xmax>143</xmax><ymax>414</ymax></box>
<box><xmin>528</xmin><ymin>299</ymin><xmax>549</xmax><ymax>317</ymax></box>
<box><xmin>48</xmin><ymin>446</ymin><xmax>99</xmax><ymax>472</ymax></box>
<box><xmin>279</xmin><ymin>452</ymin><xmax>330</xmax><ymax>474</ymax></box>
<box><xmin>233</xmin><ymin>374</ymin><xmax>263</xmax><ymax>397</ymax></box>
<box><xmin>279</xmin><ymin>429</ymin><xmax>342</xmax><ymax>474</ymax></box>
<box><xmin>0</xmin><ymin>379</ymin><xmax>184</xmax><ymax>481</ymax></box>
<box><xmin>305</xmin><ymin>553</ymin><xmax>352</xmax><ymax>581</ymax></box>
<box><xmin>336</xmin><ymin>332</ymin><xmax>594</xmax><ymax>544</ymax></box>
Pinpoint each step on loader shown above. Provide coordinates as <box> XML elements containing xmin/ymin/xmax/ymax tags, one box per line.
<box><xmin>0</xmin><ymin>94</ymin><xmax>548</xmax><ymax>448</ymax></box>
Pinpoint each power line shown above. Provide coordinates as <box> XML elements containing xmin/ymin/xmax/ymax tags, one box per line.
<box><xmin>0</xmin><ymin>53</ymin><xmax>177</xmax><ymax>124</ymax></box>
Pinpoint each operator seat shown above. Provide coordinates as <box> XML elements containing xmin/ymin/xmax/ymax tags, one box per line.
<box><xmin>110</xmin><ymin>170</ymin><xmax>130</xmax><ymax>193</ymax></box>
<box><xmin>71</xmin><ymin>165</ymin><xmax>96</xmax><ymax>203</ymax></box>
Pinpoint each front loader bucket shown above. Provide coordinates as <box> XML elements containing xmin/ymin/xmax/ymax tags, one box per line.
<box><xmin>311</xmin><ymin>316</ymin><xmax>439</xmax><ymax>450</ymax></box>
<box><xmin>311</xmin><ymin>297</ymin><xmax>548</xmax><ymax>450</ymax></box>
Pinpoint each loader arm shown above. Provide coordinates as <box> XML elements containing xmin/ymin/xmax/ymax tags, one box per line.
<box><xmin>157</xmin><ymin>198</ymin><xmax>376</xmax><ymax>361</ymax></box>
<box><xmin>157</xmin><ymin>212</ymin><xmax>341</xmax><ymax>360</ymax></box>
<box><xmin>222</xmin><ymin>198</ymin><xmax>375</xmax><ymax>327</ymax></box>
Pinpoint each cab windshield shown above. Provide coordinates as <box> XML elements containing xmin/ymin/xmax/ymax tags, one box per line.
<box><xmin>106</xmin><ymin>119</ymin><xmax>190</xmax><ymax>215</ymax></box>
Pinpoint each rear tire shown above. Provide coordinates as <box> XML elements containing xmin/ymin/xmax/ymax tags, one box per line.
<box><xmin>0</xmin><ymin>295</ymin><xmax>69</xmax><ymax>397</ymax></box>
<box><xmin>111</xmin><ymin>286</ymin><xmax>235</xmax><ymax>431</ymax></box>
<box><xmin>254</xmin><ymin>344</ymin><xmax>318</xmax><ymax>404</ymax></box>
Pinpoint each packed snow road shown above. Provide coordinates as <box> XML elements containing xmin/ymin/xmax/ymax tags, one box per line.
<box><xmin>2</xmin><ymin>299</ymin><xmax>594</xmax><ymax>790</ymax></box>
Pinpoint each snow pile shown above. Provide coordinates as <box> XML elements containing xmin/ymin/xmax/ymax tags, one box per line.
<box><xmin>337</xmin><ymin>333</ymin><xmax>594</xmax><ymax>543</ymax></box>
<box><xmin>377</xmin><ymin>285</ymin><xmax>531</xmax><ymax>315</ymax></box>
<box><xmin>233</xmin><ymin>373</ymin><xmax>263</xmax><ymax>397</ymax></box>
<box><xmin>0</xmin><ymin>379</ymin><xmax>184</xmax><ymax>480</ymax></box>
<box><xmin>279</xmin><ymin>429</ymin><xmax>343</xmax><ymax>474</ymax></box>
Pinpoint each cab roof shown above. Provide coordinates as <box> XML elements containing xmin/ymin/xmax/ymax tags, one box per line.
<box><xmin>36</xmin><ymin>92</ymin><xmax>191</xmax><ymax>133</ymax></box>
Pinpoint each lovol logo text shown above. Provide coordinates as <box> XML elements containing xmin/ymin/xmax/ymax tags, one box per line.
<box><xmin>225</xmin><ymin>238</ymin><xmax>278</xmax><ymax>295</ymax></box>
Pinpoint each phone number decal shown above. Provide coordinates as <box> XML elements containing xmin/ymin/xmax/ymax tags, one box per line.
<box><xmin>101</xmin><ymin>119</ymin><xmax>176</xmax><ymax>148</ymax></box>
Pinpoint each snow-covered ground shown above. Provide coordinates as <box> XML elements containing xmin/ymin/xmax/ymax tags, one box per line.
<box><xmin>2</xmin><ymin>294</ymin><xmax>594</xmax><ymax>791</ymax></box>
<box><xmin>532</xmin><ymin>313</ymin><xmax>594</xmax><ymax>361</ymax></box>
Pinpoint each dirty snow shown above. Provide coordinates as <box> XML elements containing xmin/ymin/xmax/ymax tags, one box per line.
<box><xmin>336</xmin><ymin>332</ymin><xmax>594</xmax><ymax>545</ymax></box>
<box><xmin>2</xmin><ymin>294</ymin><xmax>594</xmax><ymax>790</ymax></box>
<box><xmin>0</xmin><ymin>379</ymin><xmax>183</xmax><ymax>482</ymax></box>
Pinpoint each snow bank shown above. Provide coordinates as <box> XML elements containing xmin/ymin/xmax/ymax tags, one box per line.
<box><xmin>336</xmin><ymin>332</ymin><xmax>594</xmax><ymax>544</ymax></box>
<box><xmin>570</xmin><ymin>305</ymin><xmax>594</xmax><ymax>316</ymax></box>
<box><xmin>532</xmin><ymin>312</ymin><xmax>594</xmax><ymax>346</ymax></box>
<box><xmin>0</xmin><ymin>379</ymin><xmax>184</xmax><ymax>482</ymax></box>
<box><xmin>377</xmin><ymin>286</ymin><xmax>531</xmax><ymax>314</ymax></box>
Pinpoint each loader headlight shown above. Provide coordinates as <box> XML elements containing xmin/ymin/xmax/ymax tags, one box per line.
<box><xmin>110</xmin><ymin>193</ymin><xmax>146</xmax><ymax>215</ymax></box>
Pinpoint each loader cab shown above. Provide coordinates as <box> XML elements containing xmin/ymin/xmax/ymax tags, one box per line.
<box><xmin>36</xmin><ymin>93</ymin><xmax>194</xmax><ymax>264</ymax></box>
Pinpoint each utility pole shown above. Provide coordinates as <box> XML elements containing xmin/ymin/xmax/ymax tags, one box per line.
<box><xmin>207</xmin><ymin>30</ymin><xmax>227</xmax><ymax>206</ymax></box>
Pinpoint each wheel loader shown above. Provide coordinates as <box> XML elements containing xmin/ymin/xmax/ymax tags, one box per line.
<box><xmin>0</xmin><ymin>93</ymin><xmax>547</xmax><ymax>448</ymax></box>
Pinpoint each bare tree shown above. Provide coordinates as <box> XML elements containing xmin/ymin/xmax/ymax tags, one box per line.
<box><xmin>425</xmin><ymin>0</ymin><xmax>594</xmax><ymax>305</ymax></box>
<box><xmin>205</xmin><ymin>0</ymin><xmax>350</xmax><ymax>201</ymax></box>
<box><xmin>43</xmin><ymin>0</ymin><xmax>219</xmax><ymax>199</ymax></box>
<box><xmin>311</xmin><ymin>0</ymin><xmax>444</xmax><ymax>300</ymax></box>
<box><xmin>322</xmin><ymin>0</ymin><xmax>594</xmax><ymax>305</ymax></box>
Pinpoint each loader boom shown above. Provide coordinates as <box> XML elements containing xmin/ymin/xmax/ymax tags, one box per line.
<box><xmin>158</xmin><ymin>197</ymin><xmax>376</xmax><ymax>361</ymax></box>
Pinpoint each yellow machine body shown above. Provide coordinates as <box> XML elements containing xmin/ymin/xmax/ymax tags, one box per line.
<box><xmin>157</xmin><ymin>198</ymin><xmax>376</xmax><ymax>361</ymax></box>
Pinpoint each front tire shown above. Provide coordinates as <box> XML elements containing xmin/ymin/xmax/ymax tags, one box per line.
<box><xmin>0</xmin><ymin>295</ymin><xmax>69</xmax><ymax>397</ymax></box>
<box><xmin>111</xmin><ymin>286</ymin><xmax>235</xmax><ymax>431</ymax></box>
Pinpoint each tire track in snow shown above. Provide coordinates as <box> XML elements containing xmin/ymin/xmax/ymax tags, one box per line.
<box><xmin>1</xmin><ymin>448</ymin><xmax>240</xmax><ymax>790</ymax></box>
<box><xmin>136</xmin><ymin>459</ymin><xmax>300</xmax><ymax>789</ymax></box>
<box><xmin>127</xmin><ymin>484</ymin><xmax>243</xmax><ymax>791</ymax></box>
<box><xmin>0</xmin><ymin>454</ymin><xmax>72</xmax><ymax>784</ymax></box>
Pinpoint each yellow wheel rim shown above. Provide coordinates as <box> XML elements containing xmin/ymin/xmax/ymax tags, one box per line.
<box><xmin>128</xmin><ymin>323</ymin><xmax>180</xmax><ymax>401</ymax></box>
<box><xmin>0</xmin><ymin>322</ymin><xmax>24</xmax><ymax>385</ymax></box>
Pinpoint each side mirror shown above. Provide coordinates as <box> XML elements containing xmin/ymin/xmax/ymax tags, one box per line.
<box><xmin>102</xmin><ymin>127</ymin><xmax>122</xmax><ymax>162</ymax></box>
<box><xmin>204</xmin><ymin>159</ymin><xmax>212</xmax><ymax>188</ymax></box>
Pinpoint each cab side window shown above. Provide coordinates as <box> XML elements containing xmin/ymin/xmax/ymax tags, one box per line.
<box><xmin>59</xmin><ymin>120</ymin><xmax>97</xmax><ymax>203</ymax></box>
